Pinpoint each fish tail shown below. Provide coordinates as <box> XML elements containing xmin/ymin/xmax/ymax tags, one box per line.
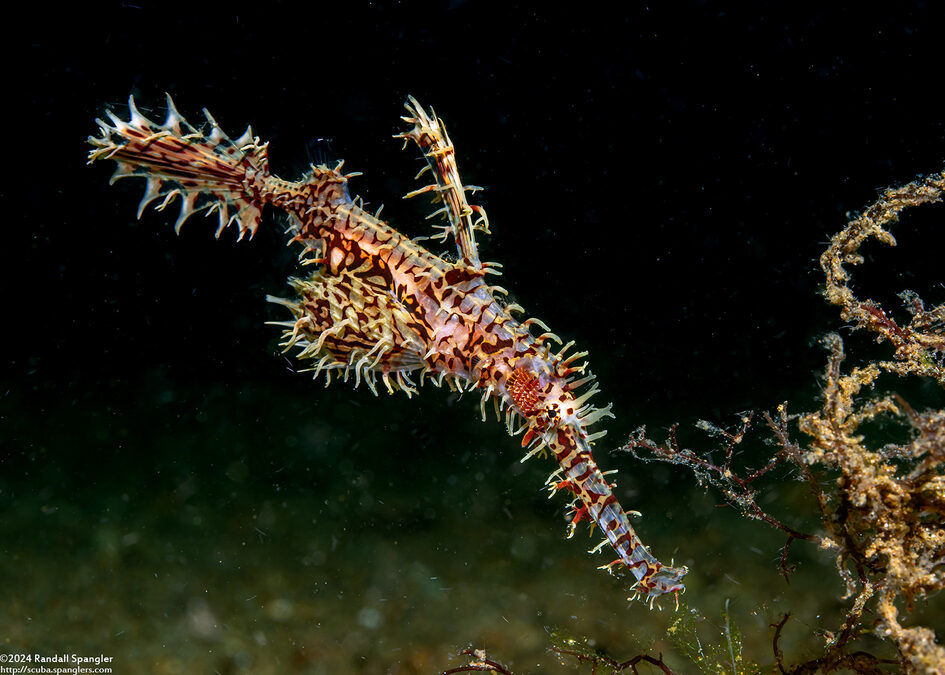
<box><xmin>87</xmin><ymin>94</ymin><xmax>275</xmax><ymax>239</ymax></box>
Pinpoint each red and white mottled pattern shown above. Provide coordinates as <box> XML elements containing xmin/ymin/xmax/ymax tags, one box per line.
<box><xmin>88</xmin><ymin>95</ymin><xmax>688</xmax><ymax>606</ymax></box>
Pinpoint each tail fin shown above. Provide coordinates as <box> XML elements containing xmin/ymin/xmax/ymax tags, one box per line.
<box><xmin>88</xmin><ymin>94</ymin><xmax>270</xmax><ymax>239</ymax></box>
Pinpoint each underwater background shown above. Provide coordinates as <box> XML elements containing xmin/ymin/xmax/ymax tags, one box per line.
<box><xmin>5</xmin><ymin>2</ymin><xmax>944</xmax><ymax>673</ymax></box>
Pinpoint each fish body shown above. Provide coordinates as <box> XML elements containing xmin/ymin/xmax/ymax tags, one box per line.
<box><xmin>88</xmin><ymin>95</ymin><xmax>688</xmax><ymax>606</ymax></box>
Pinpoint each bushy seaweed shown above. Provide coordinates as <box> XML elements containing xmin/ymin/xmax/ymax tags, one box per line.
<box><xmin>627</xmin><ymin>169</ymin><xmax>945</xmax><ymax>673</ymax></box>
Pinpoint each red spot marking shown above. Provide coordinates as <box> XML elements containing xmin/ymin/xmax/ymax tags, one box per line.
<box><xmin>613</xmin><ymin>532</ymin><xmax>635</xmax><ymax>550</ymax></box>
<box><xmin>570</xmin><ymin>505</ymin><xmax>590</xmax><ymax>525</ymax></box>
<box><xmin>521</xmin><ymin>427</ymin><xmax>537</xmax><ymax>447</ymax></box>
<box><xmin>554</xmin><ymin>480</ymin><xmax>579</xmax><ymax>496</ymax></box>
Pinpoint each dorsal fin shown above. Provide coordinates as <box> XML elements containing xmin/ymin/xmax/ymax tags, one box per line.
<box><xmin>396</xmin><ymin>96</ymin><xmax>490</xmax><ymax>268</ymax></box>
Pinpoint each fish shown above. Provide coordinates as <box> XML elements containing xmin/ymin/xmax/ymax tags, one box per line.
<box><xmin>87</xmin><ymin>94</ymin><xmax>688</xmax><ymax>607</ymax></box>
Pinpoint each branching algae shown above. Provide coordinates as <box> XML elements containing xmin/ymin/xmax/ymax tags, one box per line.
<box><xmin>627</xmin><ymin>170</ymin><xmax>945</xmax><ymax>673</ymax></box>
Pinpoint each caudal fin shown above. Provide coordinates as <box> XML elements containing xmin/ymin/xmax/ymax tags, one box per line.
<box><xmin>88</xmin><ymin>94</ymin><xmax>270</xmax><ymax>239</ymax></box>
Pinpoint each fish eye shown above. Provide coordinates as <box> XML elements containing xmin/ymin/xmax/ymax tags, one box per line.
<box><xmin>544</xmin><ymin>402</ymin><xmax>561</xmax><ymax>424</ymax></box>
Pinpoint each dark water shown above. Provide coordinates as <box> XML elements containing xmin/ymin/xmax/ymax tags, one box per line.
<box><xmin>5</xmin><ymin>4</ymin><xmax>944</xmax><ymax>673</ymax></box>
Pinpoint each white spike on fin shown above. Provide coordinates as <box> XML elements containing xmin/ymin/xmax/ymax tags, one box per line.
<box><xmin>589</xmin><ymin>539</ymin><xmax>609</xmax><ymax>555</ymax></box>
<box><xmin>108</xmin><ymin>161</ymin><xmax>136</xmax><ymax>185</ymax></box>
<box><xmin>136</xmin><ymin>177</ymin><xmax>163</xmax><ymax>218</ymax></box>
<box><xmin>479</xmin><ymin>385</ymin><xmax>493</xmax><ymax>422</ymax></box>
<box><xmin>364</xmin><ymin>371</ymin><xmax>379</xmax><ymax>396</ymax></box>
<box><xmin>554</xmin><ymin>340</ymin><xmax>576</xmax><ymax>362</ymax></box>
<box><xmin>128</xmin><ymin>95</ymin><xmax>151</xmax><ymax>129</ymax></box>
<box><xmin>234</xmin><ymin>125</ymin><xmax>255</xmax><ymax>148</ymax></box>
<box><xmin>213</xmin><ymin>202</ymin><xmax>231</xmax><ymax>238</ymax></box>
<box><xmin>154</xmin><ymin>188</ymin><xmax>181</xmax><ymax>212</ymax></box>
<box><xmin>209</xmin><ymin>124</ymin><xmax>228</xmax><ymax>146</ymax></box>
<box><xmin>519</xmin><ymin>441</ymin><xmax>547</xmax><ymax>463</ymax></box>
<box><xmin>566</xmin><ymin>373</ymin><xmax>597</xmax><ymax>390</ymax></box>
<box><xmin>173</xmin><ymin>192</ymin><xmax>199</xmax><ymax>233</ymax></box>
<box><xmin>571</xmin><ymin>383</ymin><xmax>601</xmax><ymax>410</ymax></box>
<box><xmin>105</xmin><ymin>108</ymin><xmax>128</xmax><ymax>132</ymax></box>
<box><xmin>545</xmin><ymin>467</ymin><xmax>564</xmax><ymax>485</ymax></box>
<box><xmin>537</xmin><ymin>332</ymin><xmax>563</xmax><ymax>345</ymax></box>
<box><xmin>353</xmin><ymin>354</ymin><xmax>370</xmax><ymax>390</ymax></box>
<box><xmin>561</xmin><ymin>349</ymin><xmax>590</xmax><ymax>367</ymax></box>
<box><xmin>162</xmin><ymin>93</ymin><xmax>184</xmax><ymax>134</ymax></box>
<box><xmin>521</xmin><ymin>317</ymin><xmax>551</xmax><ymax>333</ymax></box>
<box><xmin>579</xmin><ymin>402</ymin><xmax>614</xmax><ymax>427</ymax></box>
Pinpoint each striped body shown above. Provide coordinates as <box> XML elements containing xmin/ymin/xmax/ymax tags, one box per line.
<box><xmin>88</xmin><ymin>95</ymin><xmax>688</xmax><ymax>606</ymax></box>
